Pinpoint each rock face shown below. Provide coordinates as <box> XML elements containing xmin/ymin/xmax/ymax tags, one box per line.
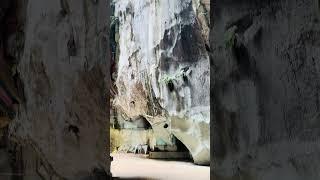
<box><xmin>113</xmin><ymin>0</ymin><xmax>210</xmax><ymax>165</ymax></box>
<box><xmin>0</xmin><ymin>0</ymin><xmax>111</xmax><ymax>179</ymax></box>
<box><xmin>0</xmin><ymin>0</ymin><xmax>25</xmax><ymax>130</ymax></box>
<box><xmin>211</xmin><ymin>1</ymin><xmax>320</xmax><ymax>179</ymax></box>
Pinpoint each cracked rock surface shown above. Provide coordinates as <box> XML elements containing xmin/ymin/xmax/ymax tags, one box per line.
<box><xmin>211</xmin><ymin>1</ymin><xmax>320</xmax><ymax>179</ymax></box>
<box><xmin>113</xmin><ymin>0</ymin><xmax>210</xmax><ymax>165</ymax></box>
<box><xmin>0</xmin><ymin>0</ymin><xmax>111</xmax><ymax>179</ymax></box>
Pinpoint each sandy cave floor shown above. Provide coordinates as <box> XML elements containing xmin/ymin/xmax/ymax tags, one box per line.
<box><xmin>111</xmin><ymin>153</ymin><xmax>210</xmax><ymax>180</ymax></box>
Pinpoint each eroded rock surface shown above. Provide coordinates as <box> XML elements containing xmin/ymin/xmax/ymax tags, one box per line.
<box><xmin>0</xmin><ymin>0</ymin><xmax>111</xmax><ymax>179</ymax></box>
<box><xmin>113</xmin><ymin>0</ymin><xmax>210</xmax><ymax>165</ymax></box>
<box><xmin>211</xmin><ymin>1</ymin><xmax>320</xmax><ymax>179</ymax></box>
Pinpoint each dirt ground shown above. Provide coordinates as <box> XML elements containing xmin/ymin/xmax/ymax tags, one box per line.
<box><xmin>111</xmin><ymin>153</ymin><xmax>210</xmax><ymax>180</ymax></box>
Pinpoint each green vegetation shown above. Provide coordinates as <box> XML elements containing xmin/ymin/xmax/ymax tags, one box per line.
<box><xmin>224</xmin><ymin>26</ymin><xmax>237</xmax><ymax>49</ymax></box>
<box><xmin>110</xmin><ymin>16</ymin><xmax>119</xmax><ymax>27</ymax></box>
<box><xmin>159</xmin><ymin>74</ymin><xmax>176</xmax><ymax>85</ymax></box>
<box><xmin>159</xmin><ymin>67</ymin><xmax>190</xmax><ymax>85</ymax></box>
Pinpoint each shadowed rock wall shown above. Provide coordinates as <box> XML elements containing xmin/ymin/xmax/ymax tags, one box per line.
<box><xmin>211</xmin><ymin>0</ymin><xmax>320</xmax><ymax>179</ymax></box>
<box><xmin>0</xmin><ymin>0</ymin><xmax>111</xmax><ymax>179</ymax></box>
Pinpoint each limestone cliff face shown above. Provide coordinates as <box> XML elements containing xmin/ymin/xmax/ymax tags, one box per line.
<box><xmin>0</xmin><ymin>0</ymin><xmax>110</xmax><ymax>179</ymax></box>
<box><xmin>114</xmin><ymin>0</ymin><xmax>210</xmax><ymax>165</ymax></box>
<box><xmin>211</xmin><ymin>1</ymin><xmax>320</xmax><ymax>179</ymax></box>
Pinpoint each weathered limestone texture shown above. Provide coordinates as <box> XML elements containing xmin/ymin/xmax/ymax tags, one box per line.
<box><xmin>114</xmin><ymin>0</ymin><xmax>210</xmax><ymax>165</ymax></box>
<box><xmin>0</xmin><ymin>0</ymin><xmax>26</xmax><ymax>130</ymax></box>
<box><xmin>211</xmin><ymin>0</ymin><xmax>320</xmax><ymax>179</ymax></box>
<box><xmin>0</xmin><ymin>0</ymin><xmax>111</xmax><ymax>179</ymax></box>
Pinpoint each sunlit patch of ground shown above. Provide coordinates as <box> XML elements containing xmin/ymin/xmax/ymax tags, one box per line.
<box><xmin>111</xmin><ymin>153</ymin><xmax>210</xmax><ymax>180</ymax></box>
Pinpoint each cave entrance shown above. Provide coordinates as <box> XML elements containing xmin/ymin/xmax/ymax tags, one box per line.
<box><xmin>109</xmin><ymin>0</ymin><xmax>210</xmax><ymax>179</ymax></box>
<box><xmin>109</xmin><ymin>114</ymin><xmax>202</xmax><ymax>180</ymax></box>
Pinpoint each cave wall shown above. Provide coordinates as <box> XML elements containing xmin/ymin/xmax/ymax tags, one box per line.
<box><xmin>113</xmin><ymin>0</ymin><xmax>210</xmax><ymax>165</ymax></box>
<box><xmin>211</xmin><ymin>0</ymin><xmax>320</xmax><ymax>179</ymax></box>
<box><xmin>0</xmin><ymin>0</ymin><xmax>111</xmax><ymax>179</ymax></box>
<box><xmin>0</xmin><ymin>0</ymin><xmax>26</xmax><ymax>130</ymax></box>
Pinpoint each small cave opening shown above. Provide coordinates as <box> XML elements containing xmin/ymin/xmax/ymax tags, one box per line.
<box><xmin>163</xmin><ymin>123</ymin><xmax>169</xmax><ymax>128</ymax></box>
<box><xmin>132</xmin><ymin>115</ymin><xmax>152</xmax><ymax>130</ymax></box>
<box><xmin>167</xmin><ymin>80</ymin><xmax>175</xmax><ymax>92</ymax></box>
<box><xmin>172</xmin><ymin>135</ymin><xmax>191</xmax><ymax>154</ymax></box>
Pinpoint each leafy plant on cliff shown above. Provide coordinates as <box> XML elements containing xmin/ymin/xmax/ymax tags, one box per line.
<box><xmin>159</xmin><ymin>74</ymin><xmax>176</xmax><ymax>85</ymax></box>
<box><xmin>159</xmin><ymin>67</ymin><xmax>191</xmax><ymax>85</ymax></box>
<box><xmin>110</xmin><ymin>16</ymin><xmax>119</xmax><ymax>27</ymax></box>
<box><xmin>224</xmin><ymin>26</ymin><xmax>237</xmax><ymax>49</ymax></box>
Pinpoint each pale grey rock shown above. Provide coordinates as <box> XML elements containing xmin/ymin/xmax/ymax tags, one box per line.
<box><xmin>114</xmin><ymin>0</ymin><xmax>210</xmax><ymax>165</ymax></box>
